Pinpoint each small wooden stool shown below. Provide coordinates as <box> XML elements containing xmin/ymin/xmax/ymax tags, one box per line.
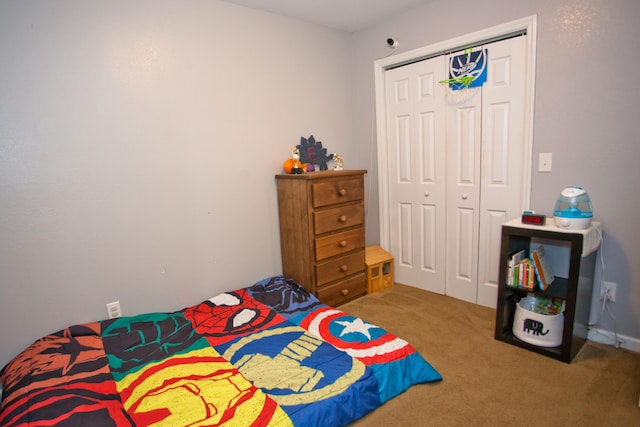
<box><xmin>365</xmin><ymin>246</ymin><xmax>394</xmax><ymax>294</ymax></box>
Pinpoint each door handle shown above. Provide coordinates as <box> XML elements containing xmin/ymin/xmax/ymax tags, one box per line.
<box><xmin>462</xmin><ymin>193</ymin><xmax>468</xmax><ymax>200</ymax></box>
<box><xmin>424</xmin><ymin>191</ymin><xmax>430</xmax><ymax>197</ymax></box>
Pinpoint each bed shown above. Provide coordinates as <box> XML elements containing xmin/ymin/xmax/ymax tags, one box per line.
<box><xmin>0</xmin><ymin>275</ymin><xmax>441</xmax><ymax>426</ymax></box>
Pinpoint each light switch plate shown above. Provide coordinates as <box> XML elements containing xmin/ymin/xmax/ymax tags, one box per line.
<box><xmin>538</xmin><ymin>153</ymin><xmax>552</xmax><ymax>172</ymax></box>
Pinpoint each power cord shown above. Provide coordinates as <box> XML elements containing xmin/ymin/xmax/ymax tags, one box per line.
<box><xmin>588</xmin><ymin>227</ymin><xmax>626</xmax><ymax>348</ymax></box>
<box><xmin>589</xmin><ymin>289</ymin><xmax>624</xmax><ymax>348</ymax></box>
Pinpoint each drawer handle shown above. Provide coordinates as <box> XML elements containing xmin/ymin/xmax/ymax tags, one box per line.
<box><xmin>340</xmin><ymin>265</ymin><xmax>348</xmax><ymax>272</ymax></box>
<box><xmin>339</xmin><ymin>215</ymin><xmax>347</xmax><ymax>222</ymax></box>
<box><xmin>338</xmin><ymin>189</ymin><xmax>347</xmax><ymax>196</ymax></box>
<box><xmin>339</xmin><ymin>240</ymin><xmax>348</xmax><ymax>247</ymax></box>
<box><xmin>341</xmin><ymin>289</ymin><xmax>349</xmax><ymax>296</ymax></box>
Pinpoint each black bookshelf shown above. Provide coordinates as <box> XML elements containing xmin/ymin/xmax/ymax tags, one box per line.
<box><xmin>494</xmin><ymin>219</ymin><xmax>599</xmax><ymax>363</ymax></box>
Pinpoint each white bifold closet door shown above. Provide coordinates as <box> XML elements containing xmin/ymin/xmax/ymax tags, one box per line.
<box><xmin>384</xmin><ymin>35</ymin><xmax>527</xmax><ymax>307</ymax></box>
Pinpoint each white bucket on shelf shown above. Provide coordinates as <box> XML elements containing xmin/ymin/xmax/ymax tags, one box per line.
<box><xmin>512</xmin><ymin>296</ymin><xmax>563</xmax><ymax>347</ymax></box>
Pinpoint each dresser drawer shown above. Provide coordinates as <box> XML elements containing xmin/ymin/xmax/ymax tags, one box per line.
<box><xmin>315</xmin><ymin>249</ymin><xmax>365</xmax><ymax>286</ymax></box>
<box><xmin>317</xmin><ymin>273</ymin><xmax>366</xmax><ymax>306</ymax></box>
<box><xmin>312</xmin><ymin>177</ymin><xmax>364</xmax><ymax>208</ymax></box>
<box><xmin>314</xmin><ymin>228</ymin><xmax>365</xmax><ymax>261</ymax></box>
<box><xmin>314</xmin><ymin>204</ymin><xmax>364</xmax><ymax>235</ymax></box>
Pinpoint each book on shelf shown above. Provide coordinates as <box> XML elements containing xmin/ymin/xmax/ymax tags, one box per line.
<box><xmin>531</xmin><ymin>245</ymin><xmax>555</xmax><ymax>291</ymax></box>
<box><xmin>506</xmin><ymin>250</ymin><xmax>526</xmax><ymax>287</ymax></box>
<box><xmin>521</xmin><ymin>259</ymin><xmax>535</xmax><ymax>290</ymax></box>
<box><xmin>506</xmin><ymin>250</ymin><xmax>536</xmax><ymax>289</ymax></box>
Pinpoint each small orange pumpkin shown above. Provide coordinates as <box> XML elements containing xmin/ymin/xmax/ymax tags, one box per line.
<box><xmin>283</xmin><ymin>158</ymin><xmax>295</xmax><ymax>173</ymax></box>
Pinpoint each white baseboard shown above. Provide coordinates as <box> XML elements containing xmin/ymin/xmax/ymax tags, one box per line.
<box><xmin>588</xmin><ymin>327</ymin><xmax>640</xmax><ymax>353</ymax></box>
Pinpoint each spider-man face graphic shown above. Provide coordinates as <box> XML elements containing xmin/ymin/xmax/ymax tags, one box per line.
<box><xmin>183</xmin><ymin>290</ymin><xmax>285</xmax><ymax>347</ymax></box>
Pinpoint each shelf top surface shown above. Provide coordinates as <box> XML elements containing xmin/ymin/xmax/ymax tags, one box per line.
<box><xmin>276</xmin><ymin>169</ymin><xmax>367</xmax><ymax>180</ymax></box>
<box><xmin>503</xmin><ymin>218</ymin><xmax>601</xmax><ymax>257</ymax></box>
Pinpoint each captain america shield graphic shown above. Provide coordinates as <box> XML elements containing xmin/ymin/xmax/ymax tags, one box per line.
<box><xmin>300</xmin><ymin>306</ymin><xmax>415</xmax><ymax>366</ymax></box>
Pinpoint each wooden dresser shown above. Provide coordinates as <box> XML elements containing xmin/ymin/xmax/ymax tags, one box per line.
<box><xmin>275</xmin><ymin>170</ymin><xmax>367</xmax><ymax>306</ymax></box>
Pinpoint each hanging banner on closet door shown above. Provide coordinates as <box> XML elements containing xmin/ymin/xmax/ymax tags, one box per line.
<box><xmin>447</xmin><ymin>49</ymin><xmax>488</xmax><ymax>89</ymax></box>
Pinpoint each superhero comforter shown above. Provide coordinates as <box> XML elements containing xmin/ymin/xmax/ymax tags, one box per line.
<box><xmin>0</xmin><ymin>276</ymin><xmax>441</xmax><ymax>426</ymax></box>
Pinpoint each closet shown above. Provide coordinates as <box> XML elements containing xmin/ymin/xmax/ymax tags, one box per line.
<box><xmin>381</xmin><ymin>34</ymin><xmax>530</xmax><ymax>307</ymax></box>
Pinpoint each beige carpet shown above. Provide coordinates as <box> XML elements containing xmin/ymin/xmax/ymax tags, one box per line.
<box><xmin>341</xmin><ymin>284</ymin><xmax>640</xmax><ymax>427</ymax></box>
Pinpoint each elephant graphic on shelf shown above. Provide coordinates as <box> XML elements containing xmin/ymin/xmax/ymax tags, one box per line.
<box><xmin>523</xmin><ymin>318</ymin><xmax>549</xmax><ymax>336</ymax></box>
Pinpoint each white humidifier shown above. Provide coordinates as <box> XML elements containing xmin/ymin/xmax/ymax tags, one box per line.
<box><xmin>553</xmin><ymin>186</ymin><xmax>593</xmax><ymax>230</ymax></box>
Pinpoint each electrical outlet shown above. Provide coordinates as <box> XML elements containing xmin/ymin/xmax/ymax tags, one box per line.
<box><xmin>106</xmin><ymin>301</ymin><xmax>122</xmax><ymax>318</ymax></box>
<box><xmin>600</xmin><ymin>281</ymin><xmax>617</xmax><ymax>302</ymax></box>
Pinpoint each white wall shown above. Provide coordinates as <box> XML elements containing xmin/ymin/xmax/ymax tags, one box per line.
<box><xmin>353</xmin><ymin>0</ymin><xmax>640</xmax><ymax>348</ymax></box>
<box><xmin>0</xmin><ymin>0</ymin><xmax>356</xmax><ymax>368</ymax></box>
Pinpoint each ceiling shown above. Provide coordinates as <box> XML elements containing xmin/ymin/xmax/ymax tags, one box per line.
<box><xmin>221</xmin><ymin>0</ymin><xmax>428</xmax><ymax>33</ymax></box>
